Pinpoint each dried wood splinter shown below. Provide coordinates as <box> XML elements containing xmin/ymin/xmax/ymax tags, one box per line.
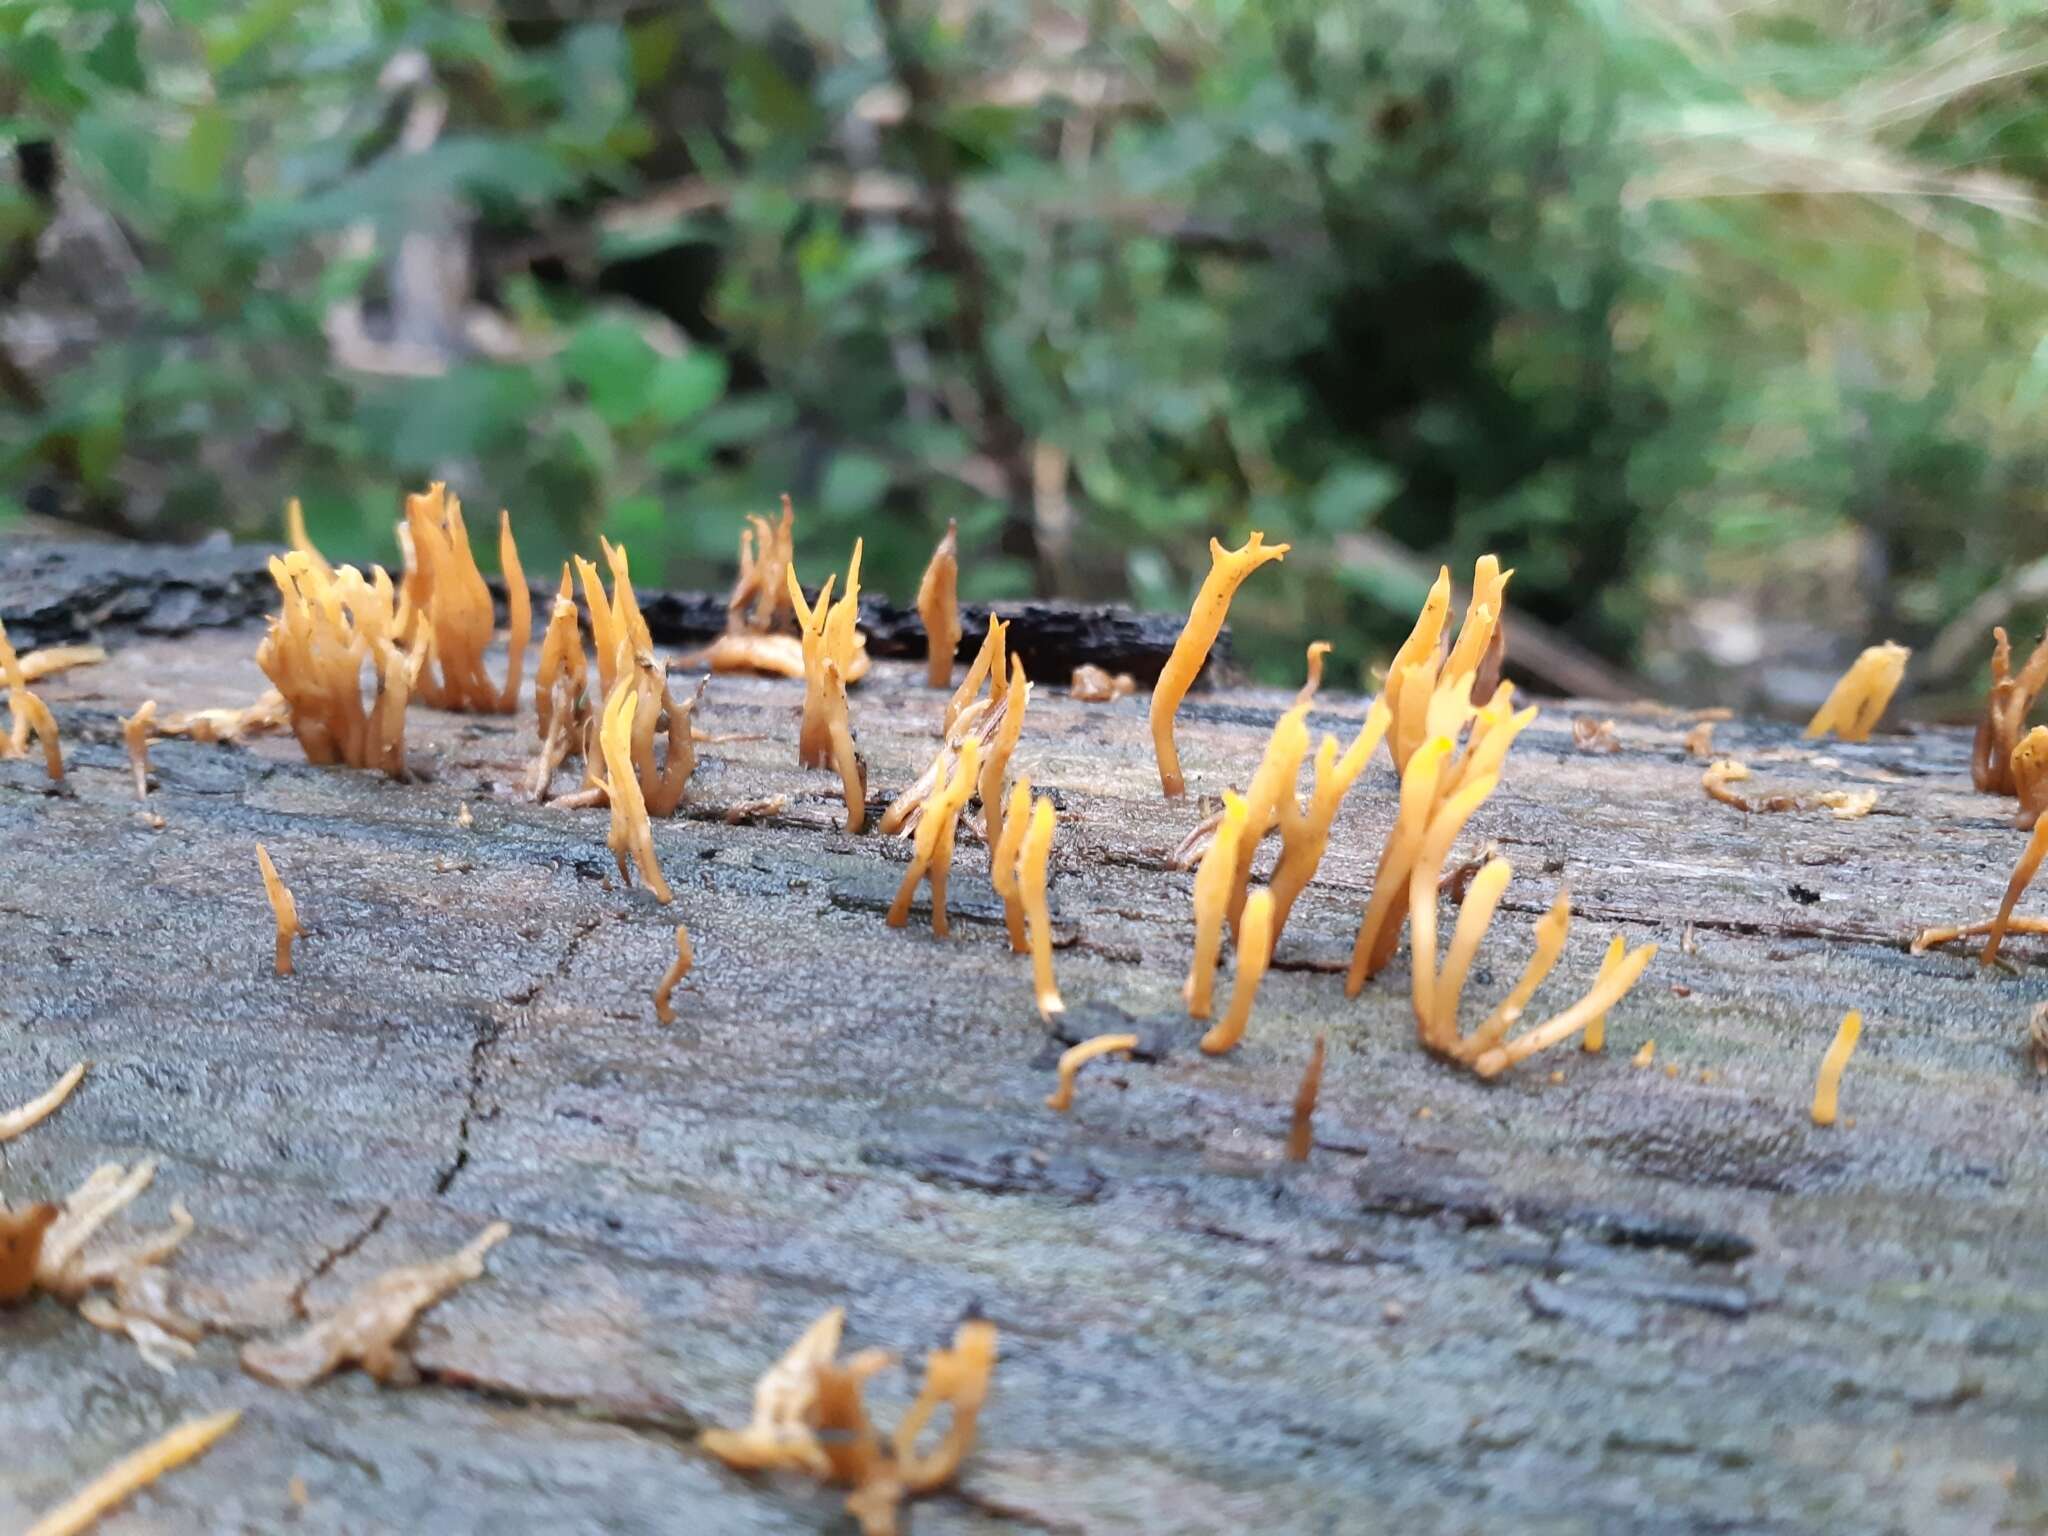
<box><xmin>15</xmin><ymin>642</ymin><xmax>105</xmax><ymax>683</ymax></box>
<box><xmin>0</xmin><ymin>1061</ymin><xmax>87</xmax><ymax>1143</ymax></box>
<box><xmin>241</xmin><ymin>1221</ymin><xmax>510</xmax><ymax>1388</ymax></box>
<box><xmin>1287</xmin><ymin>1032</ymin><xmax>1327</xmax><ymax>1162</ymax></box>
<box><xmin>1811</xmin><ymin>1010</ymin><xmax>1862</xmax><ymax>1127</ymax></box>
<box><xmin>23</xmin><ymin>1408</ymin><xmax>240</xmax><ymax>1536</ymax></box>
<box><xmin>1151</xmin><ymin>532</ymin><xmax>1290</xmax><ymax>797</ymax></box>
<box><xmin>654</xmin><ymin>924</ymin><xmax>694</xmax><ymax>1024</ymax></box>
<box><xmin>1047</xmin><ymin>1034</ymin><xmax>1138</xmax><ymax>1112</ymax></box>
<box><xmin>888</xmin><ymin>740</ymin><xmax>981</xmax><ymax>936</ymax></box>
<box><xmin>1700</xmin><ymin>758</ymin><xmax>1875</xmax><ymax>819</ymax></box>
<box><xmin>1804</xmin><ymin>641</ymin><xmax>1909</xmax><ymax>742</ymax></box>
<box><xmin>918</xmin><ymin>519</ymin><xmax>962</xmax><ymax>687</ymax></box>
<box><xmin>256</xmin><ymin>843</ymin><xmax>301</xmax><ymax>976</ymax></box>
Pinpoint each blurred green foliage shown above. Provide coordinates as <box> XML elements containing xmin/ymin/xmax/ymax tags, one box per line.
<box><xmin>4</xmin><ymin>0</ymin><xmax>2047</xmax><ymax>684</ymax></box>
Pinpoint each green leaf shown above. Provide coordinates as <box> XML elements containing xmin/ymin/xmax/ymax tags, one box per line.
<box><xmin>647</xmin><ymin>350</ymin><xmax>727</xmax><ymax>427</ymax></box>
<box><xmin>562</xmin><ymin>316</ymin><xmax>661</xmax><ymax>425</ymax></box>
<box><xmin>85</xmin><ymin>17</ymin><xmax>145</xmax><ymax>91</ymax></box>
<box><xmin>821</xmin><ymin>452</ymin><xmax>891</xmax><ymax>517</ymax></box>
<box><xmin>168</xmin><ymin>106</ymin><xmax>234</xmax><ymax>200</ymax></box>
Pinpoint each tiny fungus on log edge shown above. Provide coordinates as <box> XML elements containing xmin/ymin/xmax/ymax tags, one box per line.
<box><xmin>1018</xmin><ymin>795</ymin><xmax>1064</xmax><ymax>1017</ymax></box>
<box><xmin>1804</xmin><ymin>642</ymin><xmax>1909</xmax><ymax>743</ymax></box>
<box><xmin>1047</xmin><ymin>1033</ymin><xmax>1139</xmax><ymax>1112</ymax></box>
<box><xmin>1287</xmin><ymin>1032</ymin><xmax>1327</xmax><ymax>1162</ymax></box>
<box><xmin>1811</xmin><ymin>1010</ymin><xmax>1863</xmax><ymax>1127</ymax></box>
<box><xmin>24</xmin><ymin>1409</ymin><xmax>241</xmax><ymax>1536</ymax></box>
<box><xmin>655</xmin><ymin>924</ymin><xmax>695</xmax><ymax>1023</ymax></box>
<box><xmin>256</xmin><ymin>843</ymin><xmax>301</xmax><ymax>976</ymax></box>
<box><xmin>917</xmin><ymin>519</ymin><xmax>962</xmax><ymax>687</ymax></box>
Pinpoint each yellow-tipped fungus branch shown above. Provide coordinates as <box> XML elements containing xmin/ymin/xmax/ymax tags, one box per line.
<box><xmin>1805</xmin><ymin>642</ymin><xmax>1909</xmax><ymax>742</ymax></box>
<box><xmin>1018</xmin><ymin>795</ymin><xmax>1064</xmax><ymax>1017</ymax></box>
<box><xmin>887</xmin><ymin>739</ymin><xmax>980</xmax><ymax>936</ymax></box>
<box><xmin>24</xmin><ymin>1408</ymin><xmax>241</xmax><ymax>1536</ymax></box>
<box><xmin>0</xmin><ymin>1062</ymin><xmax>87</xmax><ymax>1143</ymax></box>
<box><xmin>918</xmin><ymin>519</ymin><xmax>962</xmax><ymax>687</ymax></box>
<box><xmin>1186</xmin><ymin>791</ymin><xmax>1249</xmax><ymax>1018</ymax></box>
<box><xmin>990</xmin><ymin>777</ymin><xmax>1033</xmax><ymax>952</ymax></box>
<box><xmin>1150</xmin><ymin>532</ymin><xmax>1289</xmax><ymax>797</ymax></box>
<box><xmin>1811</xmin><ymin>1010</ymin><xmax>1862</xmax><ymax>1127</ymax></box>
<box><xmin>1202</xmin><ymin>888</ymin><xmax>1274</xmax><ymax>1055</ymax></box>
<box><xmin>256</xmin><ymin>843</ymin><xmax>301</xmax><ymax>977</ymax></box>
<box><xmin>654</xmin><ymin>924</ymin><xmax>694</xmax><ymax>1024</ymax></box>
<box><xmin>1288</xmin><ymin>1032</ymin><xmax>1326</xmax><ymax>1163</ymax></box>
<box><xmin>122</xmin><ymin>700</ymin><xmax>156</xmax><ymax>800</ymax></box>
<box><xmin>1046</xmin><ymin>1033</ymin><xmax>1138</xmax><ymax>1112</ymax></box>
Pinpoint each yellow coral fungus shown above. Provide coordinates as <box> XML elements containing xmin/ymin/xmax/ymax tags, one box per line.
<box><xmin>1347</xmin><ymin>737</ymin><xmax>1452</xmax><ymax>997</ymax></box>
<box><xmin>1288</xmin><ymin>1032</ymin><xmax>1326</xmax><ymax>1162</ymax></box>
<box><xmin>1381</xmin><ymin>559</ymin><xmax>1515</xmax><ymax>774</ymax></box>
<box><xmin>2011</xmin><ymin>726</ymin><xmax>2048</xmax><ymax>829</ymax></box>
<box><xmin>1974</xmin><ymin>627</ymin><xmax>2048</xmax><ymax>795</ymax></box>
<box><xmin>257</xmin><ymin>553</ymin><xmax>421</xmax><ymax>777</ymax></box>
<box><xmin>1225</xmin><ymin>649</ymin><xmax>1319</xmax><ymax>934</ymax></box>
<box><xmin>1</xmin><ymin>1202</ymin><xmax>58</xmax><ymax>1304</ymax></box>
<box><xmin>654</xmin><ymin>924</ymin><xmax>694</xmax><ymax>1024</ymax></box>
<box><xmin>24</xmin><ymin>1409</ymin><xmax>241</xmax><ymax>1536</ymax></box>
<box><xmin>156</xmin><ymin>692</ymin><xmax>288</xmax><ymax>744</ymax></box>
<box><xmin>0</xmin><ymin>617</ymin><xmax>63</xmax><ymax>781</ymax></box>
<box><xmin>990</xmin><ymin>777</ymin><xmax>1033</xmax><ymax>952</ymax></box>
<box><xmin>1201</xmin><ymin>888</ymin><xmax>1274</xmax><ymax>1055</ymax></box>
<box><xmin>1811</xmin><ymin>1010</ymin><xmax>1862</xmax><ymax>1127</ymax></box>
<box><xmin>1805</xmin><ymin>641</ymin><xmax>1909</xmax><ymax>742</ymax></box>
<box><xmin>918</xmin><ymin>519</ymin><xmax>962</xmax><ymax>687</ymax></box>
<box><xmin>701</xmin><ymin>1308</ymin><xmax>998</xmax><ymax>1536</ymax></box>
<box><xmin>597</xmin><ymin>679</ymin><xmax>674</xmax><ymax>903</ymax></box>
<box><xmin>888</xmin><ymin>740</ymin><xmax>980</xmax><ymax>935</ymax></box>
<box><xmin>1975</xmin><ymin>808</ymin><xmax>2048</xmax><ymax>969</ymax></box>
<box><xmin>1151</xmin><ymin>532</ymin><xmax>1290</xmax><ymax>796</ymax></box>
<box><xmin>1186</xmin><ymin>790</ymin><xmax>1249</xmax><ymax>1019</ymax></box>
<box><xmin>1581</xmin><ymin>934</ymin><xmax>1628</xmax><ymax>1052</ymax></box>
<box><xmin>726</xmin><ymin>495</ymin><xmax>798</xmax><ymax>636</ymax></box>
<box><xmin>944</xmin><ymin>615</ymin><xmax>1008</xmax><ymax>737</ymax></box>
<box><xmin>398</xmin><ymin>482</ymin><xmax>530</xmax><ymax>713</ymax></box>
<box><xmin>1</xmin><ymin>1062</ymin><xmax>87</xmax><ymax>1143</ymax></box>
<box><xmin>17</xmin><ymin>643</ymin><xmax>105</xmax><ymax>683</ymax></box>
<box><xmin>822</xmin><ymin>660</ymin><xmax>868</xmax><ymax>833</ymax></box>
<box><xmin>1046</xmin><ymin>1033</ymin><xmax>1138</xmax><ymax>1111</ymax></box>
<box><xmin>977</xmin><ymin>656</ymin><xmax>1030</xmax><ymax>850</ymax></box>
<box><xmin>256</xmin><ymin>843</ymin><xmax>301</xmax><ymax>977</ymax></box>
<box><xmin>882</xmin><ymin>694</ymin><xmax>1000</xmax><ymax>838</ymax></box>
<box><xmin>1268</xmin><ymin>698</ymin><xmax>1391</xmax><ymax>946</ymax></box>
<box><xmin>789</xmin><ymin>543</ymin><xmax>869</xmax><ymax>768</ymax></box>
<box><xmin>122</xmin><ymin>700</ymin><xmax>156</xmax><ymax>800</ymax></box>
<box><xmin>1017</xmin><ymin>795</ymin><xmax>1064</xmax><ymax>1017</ymax></box>
<box><xmin>1403</xmin><ymin>839</ymin><xmax>1656</xmax><ymax>1078</ymax></box>
<box><xmin>241</xmin><ymin>1222</ymin><xmax>509</xmax><ymax>1388</ymax></box>
<box><xmin>1700</xmin><ymin>757</ymin><xmax>1873</xmax><ymax>819</ymax></box>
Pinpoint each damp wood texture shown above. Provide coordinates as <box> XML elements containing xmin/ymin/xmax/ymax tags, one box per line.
<box><xmin>2</xmin><ymin>542</ymin><xmax>2046</xmax><ymax>1535</ymax></box>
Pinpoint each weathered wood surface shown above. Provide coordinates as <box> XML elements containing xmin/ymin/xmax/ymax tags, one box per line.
<box><xmin>4</xmin><ymin>551</ymin><xmax>2048</xmax><ymax>1535</ymax></box>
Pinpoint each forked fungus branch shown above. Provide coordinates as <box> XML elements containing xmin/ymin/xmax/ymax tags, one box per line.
<box><xmin>1151</xmin><ymin>532</ymin><xmax>1289</xmax><ymax>797</ymax></box>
